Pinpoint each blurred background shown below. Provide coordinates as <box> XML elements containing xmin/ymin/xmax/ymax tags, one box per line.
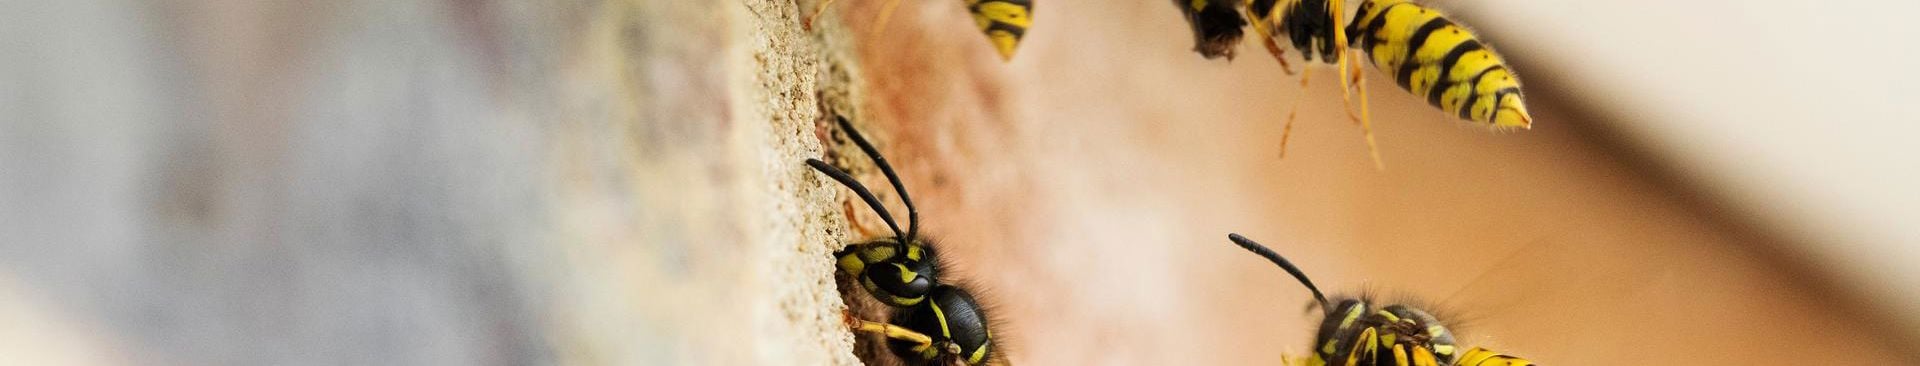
<box><xmin>2</xmin><ymin>0</ymin><xmax>1915</xmax><ymax>365</ymax></box>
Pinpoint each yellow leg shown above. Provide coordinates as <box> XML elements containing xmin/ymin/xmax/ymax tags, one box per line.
<box><xmin>1331</xmin><ymin>0</ymin><xmax>1352</xmax><ymax>116</ymax></box>
<box><xmin>1264</xmin><ymin>39</ymin><xmax>1298</xmax><ymax>75</ymax></box>
<box><xmin>848</xmin><ymin>316</ymin><xmax>938</xmax><ymax>353</ymax></box>
<box><xmin>1326</xmin><ymin>3</ymin><xmax>1384</xmax><ymax>170</ymax></box>
<box><xmin>1339</xmin><ymin>50</ymin><xmax>1370</xmax><ymax>126</ymax></box>
<box><xmin>868</xmin><ymin>0</ymin><xmax>904</xmax><ymax>38</ymax></box>
<box><xmin>1247</xmin><ymin>7</ymin><xmax>1297</xmax><ymax>75</ymax></box>
<box><xmin>804</xmin><ymin>0</ymin><xmax>841</xmax><ymax>31</ymax></box>
<box><xmin>1279</xmin><ymin>70</ymin><xmax>1312</xmax><ymax>159</ymax></box>
<box><xmin>1351</xmin><ymin>54</ymin><xmax>1384</xmax><ymax>170</ymax></box>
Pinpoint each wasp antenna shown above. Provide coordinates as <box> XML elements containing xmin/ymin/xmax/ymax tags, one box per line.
<box><xmin>833</xmin><ymin>116</ymin><xmax>920</xmax><ymax>242</ymax></box>
<box><xmin>1227</xmin><ymin>233</ymin><xmax>1332</xmax><ymax>314</ymax></box>
<box><xmin>807</xmin><ymin>159</ymin><xmax>906</xmax><ymax>240</ymax></box>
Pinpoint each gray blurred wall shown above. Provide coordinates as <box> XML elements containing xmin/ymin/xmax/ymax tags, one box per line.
<box><xmin>1</xmin><ymin>0</ymin><xmax>853</xmax><ymax>364</ymax></box>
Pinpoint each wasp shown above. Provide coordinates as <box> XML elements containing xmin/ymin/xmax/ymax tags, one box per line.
<box><xmin>1225</xmin><ymin>234</ymin><xmax>1537</xmax><ymax>366</ymax></box>
<box><xmin>807</xmin><ymin>116</ymin><xmax>1005</xmax><ymax>365</ymax></box>
<box><xmin>1180</xmin><ymin>0</ymin><xmax>1531</xmax><ymax>168</ymax></box>
<box><xmin>804</xmin><ymin>0</ymin><xmax>1035</xmax><ymax>61</ymax></box>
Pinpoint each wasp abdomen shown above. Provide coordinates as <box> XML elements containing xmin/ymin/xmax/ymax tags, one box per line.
<box><xmin>892</xmin><ymin>285</ymin><xmax>997</xmax><ymax>365</ymax></box>
<box><xmin>1349</xmin><ymin>0</ymin><xmax>1531</xmax><ymax>128</ymax></box>
<box><xmin>967</xmin><ymin>0</ymin><xmax>1034</xmax><ymax>60</ymax></box>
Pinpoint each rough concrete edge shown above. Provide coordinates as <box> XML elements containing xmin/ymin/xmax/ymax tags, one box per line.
<box><xmin>781</xmin><ymin>2</ymin><xmax>918</xmax><ymax>365</ymax></box>
<box><xmin>735</xmin><ymin>0</ymin><xmax>861</xmax><ymax>364</ymax></box>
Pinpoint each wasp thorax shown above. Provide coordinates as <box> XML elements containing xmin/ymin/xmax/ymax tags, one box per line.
<box><xmin>1313</xmin><ymin>299</ymin><xmax>1462</xmax><ymax>365</ymax></box>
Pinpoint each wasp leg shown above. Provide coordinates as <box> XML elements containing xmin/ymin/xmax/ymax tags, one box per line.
<box><xmin>1278</xmin><ymin>69</ymin><xmax>1312</xmax><ymax>159</ymax></box>
<box><xmin>846</xmin><ymin>316</ymin><xmax>941</xmax><ymax>354</ymax></box>
<box><xmin>1339</xmin><ymin>51</ymin><xmax>1365</xmax><ymax>125</ymax></box>
<box><xmin>1247</xmin><ymin>11</ymin><xmax>1297</xmax><ymax>75</ymax></box>
<box><xmin>804</xmin><ymin>0</ymin><xmax>842</xmax><ymax>31</ymax></box>
<box><xmin>1348</xmin><ymin>51</ymin><xmax>1384</xmax><ymax>170</ymax></box>
<box><xmin>1332</xmin><ymin>0</ymin><xmax>1353</xmax><ymax>120</ymax></box>
<box><xmin>1326</xmin><ymin>3</ymin><xmax>1381</xmax><ymax>169</ymax></box>
<box><xmin>1264</xmin><ymin>38</ymin><xmax>1297</xmax><ymax>75</ymax></box>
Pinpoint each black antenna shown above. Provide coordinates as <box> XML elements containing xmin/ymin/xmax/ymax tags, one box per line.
<box><xmin>808</xmin><ymin>159</ymin><xmax>906</xmax><ymax>240</ymax></box>
<box><xmin>1228</xmin><ymin>233</ymin><xmax>1332</xmax><ymax>315</ymax></box>
<box><xmin>833</xmin><ymin>116</ymin><xmax>919</xmax><ymax>241</ymax></box>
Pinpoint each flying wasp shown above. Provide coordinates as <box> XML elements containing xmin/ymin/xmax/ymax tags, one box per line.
<box><xmin>807</xmin><ymin>116</ymin><xmax>1006</xmax><ymax>366</ymax></box>
<box><xmin>1225</xmin><ymin>233</ymin><xmax>1537</xmax><ymax>366</ymax></box>
<box><xmin>804</xmin><ymin>0</ymin><xmax>1035</xmax><ymax>61</ymax></box>
<box><xmin>1183</xmin><ymin>0</ymin><xmax>1531</xmax><ymax>168</ymax></box>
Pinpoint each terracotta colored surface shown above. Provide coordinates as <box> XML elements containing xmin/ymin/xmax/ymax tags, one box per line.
<box><xmin>826</xmin><ymin>0</ymin><xmax>1913</xmax><ymax>364</ymax></box>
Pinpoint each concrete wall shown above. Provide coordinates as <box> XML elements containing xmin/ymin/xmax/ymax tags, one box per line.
<box><xmin>2</xmin><ymin>0</ymin><xmax>1913</xmax><ymax>365</ymax></box>
<box><xmin>2</xmin><ymin>0</ymin><xmax>855</xmax><ymax>364</ymax></box>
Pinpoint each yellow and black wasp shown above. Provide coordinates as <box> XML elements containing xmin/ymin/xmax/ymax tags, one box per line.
<box><xmin>1179</xmin><ymin>0</ymin><xmax>1532</xmax><ymax>168</ymax></box>
<box><xmin>808</xmin><ymin>116</ymin><xmax>1006</xmax><ymax>365</ymax></box>
<box><xmin>805</xmin><ymin>0</ymin><xmax>1035</xmax><ymax>61</ymax></box>
<box><xmin>1226</xmin><ymin>233</ymin><xmax>1537</xmax><ymax>366</ymax></box>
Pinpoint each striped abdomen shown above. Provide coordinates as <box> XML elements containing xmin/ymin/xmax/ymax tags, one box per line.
<box><xmin>966</xmin><ymin>0</ymin><xmax>1033</xmax><ymax>60</ymax></box>
<box><xmin>1347</xmin><ymin>0</ymin><xmax>1532</xmax><ymax>128</ymax></box>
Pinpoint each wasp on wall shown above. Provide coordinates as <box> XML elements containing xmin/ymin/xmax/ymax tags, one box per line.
<box><xmin>807</xmin><ymin>116</ymin><xmax>1008</xmax><ymax>365</ymax></box>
